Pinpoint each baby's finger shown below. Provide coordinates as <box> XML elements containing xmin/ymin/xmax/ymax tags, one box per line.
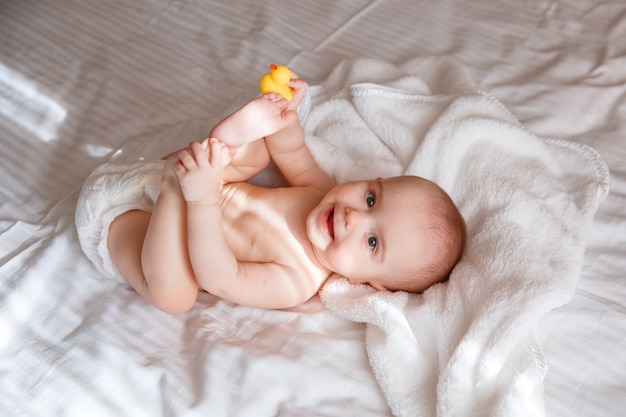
<box><xmin>220</xmin><ymin>143</ymin><xmax>235</xmax><ymax>167</ymax></box>
<box><xmin>289</xmin><ymin>69</ymin><xmax>300</xmax><ymax>80</ymax></box>
<box><xmin>208</xmin><ymin>138</ymin><xmax>223</xmax><ymax>169</ymax></box>
<box><xmin>288</xmin><ymin>78</ymin><xmax>306</xmax><ymax>89</ymax></box>
<box><xmin>174</xmin><ymin>159</ymin><xmax>186</xmax><ymax>176</ymax></box>
<box><xmin>177</xmin><ymin>149</ymin><xmax>196</xmax><ymax>170</ymax></box>
<box><xmin>188</xmin><ymin>141</ymin><xmax>210</xmax><ymax>167</ymax></box>
<box><xmin>224</xmin><ymin>144</ymin><xmax>236</xmax><ymax>158</ymax></box>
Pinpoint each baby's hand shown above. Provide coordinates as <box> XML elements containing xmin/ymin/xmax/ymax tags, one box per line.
<box><xmin>287</xmin><ymin>70</ymin><xmax>308</xmax><ymax>111</ymax></box>
<box><xmin>174</xmin><ymin>138</ymin><xmax>225</xmax><ymax>204</ymax></box>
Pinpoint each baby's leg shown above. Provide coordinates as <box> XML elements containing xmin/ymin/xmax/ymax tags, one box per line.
<box><xmin>108</xmin><ymin>210</ymin><xmax>154</xmax><ymax>299</ymax></box>
<box><xmin>209</xmin><ymin>93</ymin><xmax>297</xmax><ymax>147</ymax></box>
<box><xmin>108</xmin><ymin>176</ymin><xmax>199</xmax><ymax>314</ymax></box>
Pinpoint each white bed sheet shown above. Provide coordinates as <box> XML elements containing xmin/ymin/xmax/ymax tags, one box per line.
<box><xmin>1</xmin><ymin>1</ymin><xmax>624</xmax><ymax>416</ymax></box>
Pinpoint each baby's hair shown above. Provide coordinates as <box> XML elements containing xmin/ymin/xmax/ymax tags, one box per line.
<box><xmin>389</xmin><ymin>179</ymin><xmax>466</xmax><ymax>293</ymax></box>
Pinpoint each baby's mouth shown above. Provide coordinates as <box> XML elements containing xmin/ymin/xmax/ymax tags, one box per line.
<box><xmin>326</xmin><ymin>209</ymin><xmax>335</xmax><ymax>240</ymax></box>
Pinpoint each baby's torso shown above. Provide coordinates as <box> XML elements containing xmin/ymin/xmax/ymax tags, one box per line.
<box><xmin>219</xmin><ymin>182</ymin><xmax>329</xmax><ymax>292</ymax></box>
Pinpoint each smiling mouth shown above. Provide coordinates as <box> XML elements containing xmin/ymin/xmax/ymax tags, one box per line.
<box><xmin>325</xmin><ymin>208</ymin><xmax>335</xmax><ymax>240</ymax></box>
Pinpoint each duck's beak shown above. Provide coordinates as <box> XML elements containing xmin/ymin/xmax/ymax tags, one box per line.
<box><xmin>270</xmin><ymin>64</ymin><xmax>277</xmax><ymax>70</ymax></box>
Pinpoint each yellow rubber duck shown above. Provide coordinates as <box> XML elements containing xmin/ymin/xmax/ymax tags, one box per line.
<box><xmin>259</xmin><ymin>64</ymin><xmax>293</xmax><ymax>101</ymax></box>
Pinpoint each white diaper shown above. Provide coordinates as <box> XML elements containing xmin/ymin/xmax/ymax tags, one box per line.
<box><xmin>75</xmin><ymin>160</ymin><xmax>165</xmax><ymax>282</ymax></box>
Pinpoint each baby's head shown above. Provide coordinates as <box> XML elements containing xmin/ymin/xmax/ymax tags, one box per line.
<box><xmin>307</xmin><ymin>175</ymin><xmax>465</xmax><ymax>293</ymax></box>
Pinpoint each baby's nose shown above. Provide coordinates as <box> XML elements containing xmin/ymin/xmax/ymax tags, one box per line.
<box><xmin>345</xmin><ymin>207</ymin><xmax>364</xmax><ymax>229</ymax></box>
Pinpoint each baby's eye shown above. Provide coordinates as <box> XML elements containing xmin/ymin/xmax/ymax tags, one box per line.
<box><xmin>366</xmin><ymin>191</ymin><xmax>376</xmax><ymax>208</ymax></box>
<box><xmin>367</xmin><ymin>234</ymin><xmax>378</xmax><ymax>251</ymax></box>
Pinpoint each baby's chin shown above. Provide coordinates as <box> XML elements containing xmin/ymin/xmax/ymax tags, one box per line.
<box><xmin>305</xmin><ymin>208</ymin><xmax>328</xmax><ymax>246</ymax></box>
<box><xmin>304</xmin><ymin>212</ymin><xmax>317</xmax><ymax>246</ymax></box>
<box><xmin>305</xmin><ymin>224</ymin><xmax>331</xmax><ymax>270</ymax></box>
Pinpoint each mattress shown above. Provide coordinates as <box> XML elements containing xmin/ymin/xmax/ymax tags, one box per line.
<box><xmin>1</xmin><ymin>1</ymin><xmax>624</xmax><ymax>416</ymax></box>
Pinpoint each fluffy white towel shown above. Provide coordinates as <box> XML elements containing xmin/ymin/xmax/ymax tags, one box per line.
<box><xmin>308</xmin><ymin>57</ymin><xmax>609</xmax><ymax>417</ymax></box>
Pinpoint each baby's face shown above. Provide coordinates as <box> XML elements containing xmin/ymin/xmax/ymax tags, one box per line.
<box><xmin>307</xmin><ymin>176</ymin><xmax>435</xmax><ymax>290</ymax></box>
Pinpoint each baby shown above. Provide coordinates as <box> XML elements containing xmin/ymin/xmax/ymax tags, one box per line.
<box><xmin>76</xmin><ymin>73</ymin><xmax>466</xmax><ymax>314</ymax></box>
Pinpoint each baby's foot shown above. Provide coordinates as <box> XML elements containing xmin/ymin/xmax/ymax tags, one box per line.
<box><xmin>209</xmin><ymin>93</ymin><xmax>297</xmax><ymax>147</ymax></box>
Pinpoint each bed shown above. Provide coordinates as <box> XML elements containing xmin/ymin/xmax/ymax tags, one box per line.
<box><xmin>1</xmin><ymin>1</ymin><xmax>624</xmax><ymax>416</ymax></box>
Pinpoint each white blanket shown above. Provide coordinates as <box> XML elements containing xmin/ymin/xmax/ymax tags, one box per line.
<box><xmin>307</xmin><ymin>57</ymin><xmax>609</xmax><ymax>417</ymax></box>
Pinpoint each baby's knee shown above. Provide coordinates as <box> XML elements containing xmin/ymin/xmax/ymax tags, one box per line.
<box><xmin>151</xmin><ymin>290</ymin><xmax>197</xmax><ymax>314</ymax></box>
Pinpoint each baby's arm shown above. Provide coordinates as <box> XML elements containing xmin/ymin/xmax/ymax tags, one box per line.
<box><xmin>264</xmin><ymin>77</ymin><xmax>336</xmax><ymax>193</ymax></box>
<box><xmin>175</xmin><ymin>140</ymin><xmax>316</xmax><ymax>309</ymax></box>
<box><xmin>175</xmin><ymin>139</ymin><xmax>239</xmax><ymax>292</ymax></box>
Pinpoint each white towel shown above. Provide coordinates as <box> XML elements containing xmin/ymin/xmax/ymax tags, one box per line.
<box><xmin>308</xmin><ymin>57</ymin><xmax>609</xmax><ymax>417</ymax></box>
